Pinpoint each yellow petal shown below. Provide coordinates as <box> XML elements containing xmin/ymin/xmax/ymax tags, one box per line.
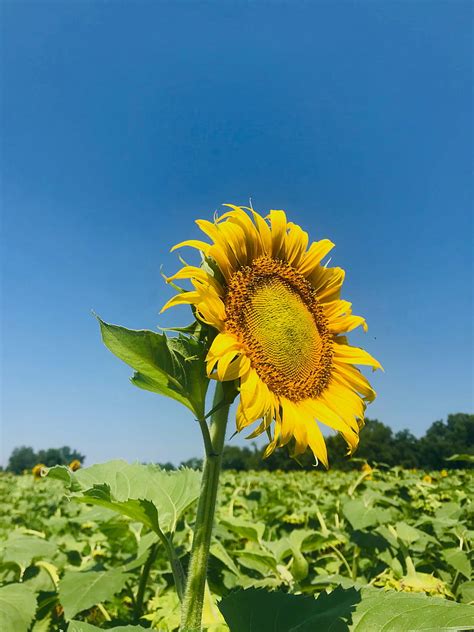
<box><xmin>246</xmin><ymin>409</ymin><xmax>273</xmax><ymax>439</ymax></box>
<box><xmin>221</xmin><ymin>206</ymin><xmax>261</xmax><ymax>261</ymax></box>
<box><xmin>329</xmin><ymin>315</ymin><xmax>368</xmax><ymax>334</ymax></box>
<box><xmin>305</xmin><ymin>398</ymin><xmax>358</xmax><ymax>448</ymax></box>
<box><xmin>206</xmin><ymin>333</ymin><xmax>242</xmax><ymax>372</ymax></box>
<box><xmin>238</xmin><ymin>369</ymin><xmax>272</xmax><ymax>428</ymax></box>
<box><xmin>195</xmin><ymin>305</ymin><xmax>225</xmax><ymax>330</ymax></box>
<box><xmin>298</xmin><ymin>239</ymin><xmax>335</xmax><ymax>277</ymax></box>
<box><xmin>318</xmin><ymin>386</ymin><xmax>364</xmax><ymax>430</ymax></box>
<box><xmin>171</xmin><ymin>239</ymin><xmax>211</xmax><ymax>254</ymax></box>
<box><xmin>167</xmin><ymin>266</ymin><xmax>224</xmax><ymax>297</ymax></box>
<box><xmin>332</xmin><ymin>364</ymin><xmax>377</xmax><ymax>402</ymax></box>
<box><xmin>284</xmin><ymin>222</ymin><xmax>309</xmax><ymax>268</ymax></box>
<box><xmin>308</xmin><ymin>266</ymin><xmax>345</xmax><ymax>303</ymax></box>
<box><xmin>216</xmin><ymin>349</ymin><xmax>240</xmax><ymax>381</ymax></box>
<box><xmin>218</xmin><ymin>221</ymin><xmax>249</xmax><ymax>267</ymax></box>
<box><xmin>216</xmin><ymin>354</ymin><xmax>251</xmax><ymax>381</ymax></box>
<box><xmin>333</xmin><ymin>341</ymin><xmax>383</xmax><ymax>371</ymax></box>
<box><xmin>278</xmin><ymin>398</ymin><xmax>299</xmax><ymax>446</ymax></box>
<box><xmin>251</xmin><ymin>210</ymin><xmax>272</xmax><ymax>255</ymax></box>
<box><xmin>196</xmin><ymin>218</ymin><xmax>221</xmax><ymax>243</ymax></box>
<box><xmin>322</xmin><ymin>299</ymin><xmax>352</xmax><ymax>319</ymax></box>
<box><xmin>160</xmin><ymin>291</ymin><xmax>200</xmax><ymax>313</ymax></box>
<box><xmin>268</xmin><ymin>209</ymin><xmax>287</xmax><ymax>258</ymax></box>
<box><xmin>305</xmin><ymin>420</ymin><xmax>329</xmax><ymax>468</ymax></box>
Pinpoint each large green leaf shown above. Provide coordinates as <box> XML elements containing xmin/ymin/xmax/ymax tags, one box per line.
<box><xmin>47</xmin><ymin>460</ymin><xmax>201</xmax><ymax>533</ymax></box>
<box><xmin>97</xmin><ymin>317</ymin><xmax>209</xmax><ymax>418</ymax></box>
<box><xmin>0</xmin><ymin>532</ymin><xmax>57</xmax><ymax>571</ymax></box>
<box><xmin>59</xmin><ymin>569</ymin><xmax>130</xmax><ymax>620</ymax></box>
<box><xmin>0</xmin><ymin>583</ymin><xmax>37</xmax><ymax>632</ymax></box>
<box><xmin>343</xmin><ymin>500</ymin><xmax>380</xmax><ymax>530</ymax></box>
<box><xmin>219</xmin><ymin>586</ymin><xmax>474</xmax><ymax>631</ymax></box>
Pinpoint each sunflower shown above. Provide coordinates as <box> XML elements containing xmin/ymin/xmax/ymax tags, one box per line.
<box><xmin>162</xmin><ymin>205</ymin><xmax>381</xmax><ymax>467</ymax></box>
<box><xmin>32</xmin><ymin>463</ymin><xmax>45</xmax><ymax>479</ymax></box>
<box><xmin>69</xmin><ymin>459</ymin><xmax>82</xmax><ymax>472</ymax></box>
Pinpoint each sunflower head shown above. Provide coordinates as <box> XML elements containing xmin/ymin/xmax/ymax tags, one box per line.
<box><xmin>32</xmin><ymin>463</ymin><xmax>45</xmax><ymax>479</ymax></box>
<box><xmin>69</xmin><ymin>459</ymin><xmax>82</xmax><ymax>472</ymax></box>
<box><xmin>162</xmin><ymin>204</ymin><xmax>382</xmax><ymax>467</ymax></box>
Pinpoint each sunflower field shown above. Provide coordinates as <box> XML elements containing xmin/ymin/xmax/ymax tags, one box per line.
<box><xmin>1</xmin><ymin>463</ymin><xmax>473</xmax><ymax>631</ymax></box>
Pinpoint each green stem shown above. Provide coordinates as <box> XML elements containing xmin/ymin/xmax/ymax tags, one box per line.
<box><xmin>180</xmin><ymin>382</ymin><xmax>231</xmax><ymax>632</ymax></box>
<box><xmin>156</xmin><ymin>530</ymin><xmax>186</xmax><ymax>602</ymax></box>
<box><xmin>134</xmin><ymin>542</ymin><xmax>158</xmax><ymax>622</ymax></box>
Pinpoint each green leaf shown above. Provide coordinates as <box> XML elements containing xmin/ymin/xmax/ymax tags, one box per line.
<box><xmin>220</xmin><ymin>516</ymin><xmax>265</xmax><ymax>543</ymax></box>
<box><xmin>0</xmin><ymin>583</ymin><xmax>37</xmax><ymax>632</ymax></box>
<box><xmin>219</xmin><ymin>586</ymin><xmax>357</xmax><ymax>631</ymax></box>
<box><xmin>31</xmin><ymin>614</ymin><xmax>52</xmax><ymax>632</ymax></box>
<box><xmin>210</xmin><ymin>540</ymin><xmax>241</xmax><ymax>576</ymax></box>
<box><xmin>459</xmin><ymin>581</ymin><xmax>474</xmax><ymax>604</ymax></box>
<box><xmin>445</xmin><ymin>454</ymin><xmax>474</xmax><ymax>462</ymax></box>
<box><xmin>48</xmin><ymin>460</ymin><xmax>201</xmax><ymax>534</ymax></box>
<box><xmin>394</xmin><ymin>521</ymin><xmax>425</xmax><ymax>544</ymax></box>
<box><xmin>59</xmin><ymin>569</ymin><xmax>130</xmax><ymax>620</ymax></box>
<box><xmin>97</xmin><ymin>317</ymin><xmax>209</xmax><ymax>418</ymax></box>
<box><xmin>0</xmin><ymin>532</ymin><xmax>57</xmax><ymax>571</ymax></box>
<box><xmin>236</xmin><ymin>550</ymin><xmax>278</xmax><ymax>576</ymax></box>
<box><xmin>342</xmin><ymin>500</ymin><xmax>380</xmax><ymax>530</ymax></box>
<box><xmin>219</xmin><ymin>586</ymin><xmax>474</xmax><ymax>631</ymax></box>
<box><xmin>68</xmin><ymin>622</ymin><xmax>146</xmax><ymax>631</ymax></box>
<box><xmin>443</xmin><ymin>548</ymin><xmax>471</xmax><ymax>579</ymax></box>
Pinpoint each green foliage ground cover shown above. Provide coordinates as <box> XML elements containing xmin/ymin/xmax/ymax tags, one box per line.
<box><xmin>0</xmin><ymin>466</ymin><xmax>473</xmax><ymax>631</ymax></box>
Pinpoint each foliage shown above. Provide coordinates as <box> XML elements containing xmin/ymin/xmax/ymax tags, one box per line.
<box><xmin>97</xmin><ymin>318</ymin><xmax>210</xmax><ymax>420</ymax></box>
<box><xmin>219</xmin><ymin>586</ymin><xmax>474</xmax><ymax>631</ymax></box>
<box><xmin>0</xmin><ymin>465</ymin><xmax>472</xmax><ymax>630</ymax></box>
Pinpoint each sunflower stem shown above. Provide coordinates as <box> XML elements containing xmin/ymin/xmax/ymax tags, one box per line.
<box><xmin>180</xmin><ymin>381</ymin><xmax>231</xmax><ymax>631</ymax></box>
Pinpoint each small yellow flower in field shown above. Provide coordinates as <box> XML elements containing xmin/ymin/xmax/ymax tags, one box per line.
<box><xmin>440</xmin><ymin>469</ymin><xmax>448</xmax><ymax>478</ymax></box>
<box><xmin>69</xmin><ymin>459</ymin><xmax>81</xmax><ymax>471</ymax></box>
<box><xmin>32</xmin><ymin>463</ymin><xmax>45</xmax><ymax>479</ymax></box>
<box><xmin>422</xmin><ymin>474</ymin><xmax>433</xmax><ymax>484</ymax></box>
<box><xmin>163</xmin><ymin>205</ymin><xmax>382</xmax><ymax>467</ymax></box>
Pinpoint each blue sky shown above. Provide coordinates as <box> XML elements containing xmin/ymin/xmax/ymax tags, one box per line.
<box><xmin>2</xmin><ymin>2</ymin><xmax>472</xmax><ymax>466</ymax></box>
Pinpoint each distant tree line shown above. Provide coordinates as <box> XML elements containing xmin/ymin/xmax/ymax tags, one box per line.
<box><xmin>4</xmin><ymin>414</ymin><xmax>472</xmax><ymax>474</ymax></box>
<box><xmin>5</xmin><ymin>446</ymin><xmax>85</xmax><ymax>474</ymax></box>
<box><xmin>174</xmin><ymin>413</ymin><xmax>473</xmax><ymax>472</ymax></box>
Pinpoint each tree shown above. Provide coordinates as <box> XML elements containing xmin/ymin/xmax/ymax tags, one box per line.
<box><xmin>180</xmin><ymin>457</ymin><xmax>204</xmax><ymax>470</ymax></box>
<box><xmin>419</xmin><ymin>413</ymin><xmax>474</xmax><ymax>469</ymax></box>
<box><xmin>7</xmin><ymin>445</ymin><xmax>85</xmax><ymax>473</ymax></box>
<box><xmin>7</xmin><ymin>446</ymin><xmax>38</xmax><ymax>474</ymax></box>
<box><xmin>36</xmin><ymin>446</ymin><xmax>85</xmax><ymax>468</ymax></box>
<box><xmin>393</xmin><ymin>429</ymin><xmax>420</xmax><ymax>468</ymax></box>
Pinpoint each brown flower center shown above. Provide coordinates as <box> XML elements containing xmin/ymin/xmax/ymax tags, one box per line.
<box><xmin>225</xmin><ymin>257</ymin><xmax>333</xmax><ymax>401</ymax></box>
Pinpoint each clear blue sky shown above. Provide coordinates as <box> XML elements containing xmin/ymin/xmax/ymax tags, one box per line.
<box><xmin>1</xmin><ymin>2</ymin><xmax>472</xmax><ymax>467</ymax></box>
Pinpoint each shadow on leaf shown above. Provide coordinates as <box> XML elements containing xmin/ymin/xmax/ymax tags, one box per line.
<box><xmin>218</xmin><ymin>585</ymin><xmax>361</xmax><ymax>632</ymax></box>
